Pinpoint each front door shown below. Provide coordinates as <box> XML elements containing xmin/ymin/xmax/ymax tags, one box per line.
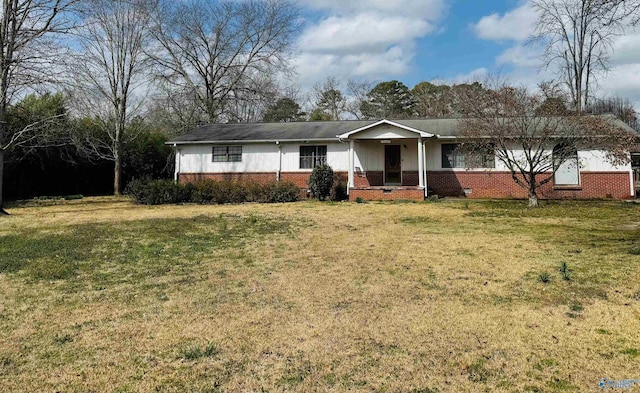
<box><xmin>385</xmin><ymin>145</ymin><xmax>401</xmax><ymax>184</ymax></box>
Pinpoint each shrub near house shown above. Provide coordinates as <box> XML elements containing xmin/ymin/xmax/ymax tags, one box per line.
<box><xmin>125</xmin><ymin>179</ymin><xmax>300</xmax><ymax>205</ymax></box>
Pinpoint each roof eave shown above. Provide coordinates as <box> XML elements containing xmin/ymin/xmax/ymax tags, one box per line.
<box><xmin>167</xmin><ymin>137</ymin><xmax>342</xmax><ymax>146</ymax></box>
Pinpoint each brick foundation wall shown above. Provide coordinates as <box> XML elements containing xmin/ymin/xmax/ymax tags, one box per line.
<box><xmin>179</xmin><ymin>170</ymin><xmax>632</xmax><ymax>200</ymax></box>
<box><xmin>179</xmin><ymin>172</ymin><xmax>349</xmax><ymax>199</ymax></box>
<box><xmin>354</xmin><ymin>171</ymin><xmax>419</xmax><ymax>187</ymax></box>
<box><xmin>427</xmin><ymin>171</ymin><xmax>632</xmax><ymax>199</ymax></box>
<box><xmin>179</xmin><ymin>172</ymin><xmax>278</xmax><ymax>185</ymax></box>
<box><xmin>402</xmin><ymin>171</ymin><xmax>419</xmax><ymax>186</ymax></box>
<box><xmin>349</xmin><ymin>188</ymin><xmax>425</xmax><ymax>201</ymax></box>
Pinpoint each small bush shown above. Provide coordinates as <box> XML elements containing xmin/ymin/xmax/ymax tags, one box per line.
<box><xmin>330</xmin><ymin>174</ymin><xmax>348</xmax><ymax>201</ymax></box>
<box><xmin>355</xmin><ymin>197</ymin><xmax>365</xmax><ymax>204</ymax></box>
<box><xmin>308</xmin><ymin>164</ymin><xmax>334</xmax><ymax>200</ymax></box>
<box><xmin>269</xmin><ymin>181</ymin><xmax>301</xmax><ymax>203</ymax></box>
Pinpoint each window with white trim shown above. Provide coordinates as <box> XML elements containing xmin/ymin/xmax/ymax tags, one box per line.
<box><xmin>553</xmin><ymin>144</ymin><xmax>580</xmax><ymax>185</ymax></box>
<box><xmin>300</xmin><ymin>145</ymin><xmax>327</xmax><ymax>169</ymax></box>
<box><xmin>212</xmin><ymin>146</ymin><xmax>242</xmax><ymax>162</ymax></box>
<box><xmin>441</xmin><ymin>143</ymin><xmax>495</xmax><ymax>169</ymax></box>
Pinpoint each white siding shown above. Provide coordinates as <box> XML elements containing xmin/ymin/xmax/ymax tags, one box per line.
<box><xmin>178</xmin><ymin>142</ymin><xmax>348</xmax><ymax>173</ymax></box>
<box><xmin>426</xmin><ymin>141</ymin><xmax>631</xmax><ymax>172</ymax></box>
<box><xmin>354</xmin><ymin>140</ymin><xmax>419</xmax><ymax>171</ymax></box>
<box><xmin>179</xmin><ymin>144</ymin><xmax>280</xmax><ymax>173</ymax></box>
<box><xmin>177</xmin><ymin>140</ymin><xmax>631</xmax><ymax>174</ymax></box>
<box><xmin>352</xmin><ymin>125</ymin><xmax>423</xmax><ymax>140</ymax></box>
<box><xmin>280</xmin><ymin>142</ymin><xmax>348</xmax><ymax>171</ymax></box>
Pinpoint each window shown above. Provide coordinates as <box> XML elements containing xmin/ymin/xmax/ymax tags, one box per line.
<box><xmin>212</xmin><ymin>146</ymin><xmax>242</xmax><ymax>162</ymax></box>
<box><xmin>441</xmin><ymin>143</ymin><xmax>494</xmax><ymax>169</ymax></box>
<box><xmin>300</xmin><ymin>145</ymin><xmax>327</xmax><ymax>169</ymax></box>
<box><xmin>553</xmin><ymin>144</ymin><xmax>580</xmax><ymax>185</ymax></box>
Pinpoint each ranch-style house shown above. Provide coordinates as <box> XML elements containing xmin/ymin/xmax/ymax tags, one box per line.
<box><xmin>169</xmin><ymin>119</ymin><xmax>637</xmax><ymax>201</ymax></box>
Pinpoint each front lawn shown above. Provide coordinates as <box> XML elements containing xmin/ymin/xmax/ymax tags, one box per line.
<box><xmin>0</xmin><ymin>198</ymin><xmax>639</xmax><ymax>392</ymax></box>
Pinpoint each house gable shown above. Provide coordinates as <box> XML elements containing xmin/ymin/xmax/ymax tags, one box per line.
<box><xmin>337</xmin><ymin>119</ymin><xmax>435</xmax><ymax>140</ymax></box>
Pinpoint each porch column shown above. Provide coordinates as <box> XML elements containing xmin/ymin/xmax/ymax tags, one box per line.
<box><xmin>348</xmin><ymin>140</ymin><xmax>355</xmax><ymax>194</ymax></box>
<box><xmin>417</xmin><ymin>137</ymin><xmax>425</xmax><ymax>189</ymax></box>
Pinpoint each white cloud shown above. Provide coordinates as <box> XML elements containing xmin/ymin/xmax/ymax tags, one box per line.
<box><xmin>299</xmin><ymin>13</ymin><xmax>433</xmax><ymax>53</ymax></box>
<box><xmin>611</xmin><ymin>29</ymin><xmax>640</xmax><ymax>65</ymax></box>
<box><xmin>299</xmin><ymin>0</ymin><xmax>446</xmax><ymax>19</ymax></box>
<box><xmin>449</xmin><ymin>67</ymin><xmax>490</xmax><ymax>84</ymax></box>
<box><xmin>472</xmin><ymin>3</ymin><xmax>538</xmax><ymax>42</ymax></box>
<box><xmin>496</xmin><ymin>44</ymin><xmax>542</xmax><ymax>68</ymax></box>
<box><xmin>471</xmin><ymin>2</ymin><xmax>640</xmax><ymax>109</ymax></box>
<box><xmin>293</xmin><ymin>0</ymin><xmax>447</xmax><ymax>88</ymax></box>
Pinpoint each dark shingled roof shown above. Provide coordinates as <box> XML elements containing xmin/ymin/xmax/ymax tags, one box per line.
<box><xmin>169</xmin><ymin>116</ymin><xmax>635</xmax><ymax>144</ymax></box>
<box><xmin>169</xmin><ymin>119</ymin><xmax>463</xmax><ymax>144</ymax></box>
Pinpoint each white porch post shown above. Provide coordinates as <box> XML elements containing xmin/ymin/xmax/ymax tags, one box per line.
<box><xmin>348</xmin><ymin>140</ymin><xmax>355</xmax><ymax>194</ymax></box>
<box><xmin>417</xmin><ymin>137</ymin><xmax>425</xmax><ymax>189</ymax></box>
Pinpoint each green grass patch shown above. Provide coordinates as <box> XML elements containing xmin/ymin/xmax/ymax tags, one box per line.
<box><xmin>178</xmin><ymin>342</ymin><xmax>220</xmax><ymax>361</ymax></box>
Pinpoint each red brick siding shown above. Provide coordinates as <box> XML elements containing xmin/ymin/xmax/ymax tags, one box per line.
<box><xmin>349</xmin><ymin>188</ymin><xmax>425</xmax><ymax>201</ymax></box>
<box><xmin>427</xmin><ymin>171</ymin><xmax>632</xmax><ymax>199</ymax></box>
<box><xmin>355</xmin><ymin>171</ymin><xmax>383</xmax><ymax>187</ymax></box>
<box><xmin>179</xmin><ymin>172</ymin><xmax>349</xmax><ymax>199</ymax></box>
<box><xmin>179</xmin><ymin>172</ymin><xmax>277</xmax><ymax>184</ymax></box>
<box><xmin>353</xmin><ymin>171</ymin><xmax>419</xmax><ymax>187</ymax></box>
<box><xmin>402</xmin><ymin>171</ymin><xmax>419</xmax><ymax>186</ymax></box>
<box><xmin>179</xmin><ymin>170</ymin><xmax>632</xmax><ymax>200</ymax></box>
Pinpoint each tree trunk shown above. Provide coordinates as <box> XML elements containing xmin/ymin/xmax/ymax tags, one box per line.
<box><xmin>0</xmin><ymin>149</ymin><xmax>6</xmax><ymax>215</ymax></box>
<box><xmin>528</xmin><ymin>188</ymin><xmax>539</xmax><ymax>208</ymax></box>
<box><xmin>114</xmin><ymin>150</ymin><xmax>121</xmax><ymax>195</ymax></box>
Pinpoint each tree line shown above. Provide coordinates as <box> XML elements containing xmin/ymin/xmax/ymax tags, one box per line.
<box><xmin>0</xmin><ymin>0</ymin><xmax>638</xmax><ymax>210</ymax></box>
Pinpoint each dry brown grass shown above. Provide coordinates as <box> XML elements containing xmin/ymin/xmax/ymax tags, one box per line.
<box><xmin>0</xmin><ymin>197</ymin><xmax>639</xmax><ymax>392</ymax></box>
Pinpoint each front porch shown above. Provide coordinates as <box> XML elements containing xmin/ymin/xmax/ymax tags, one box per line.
<box><xmin>348</xmin><ymin>186</ymin><xmax>426</xmax><ymax>201</ymax></box>
<box><xmin>338</xmin><ymin>120</ymin><xmax>433</xmax><ymax>201</ymax></box>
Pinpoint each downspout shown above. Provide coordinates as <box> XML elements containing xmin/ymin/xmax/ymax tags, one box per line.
<box><xmin>173</xmin><ymin>144</ymin><xmax>181</xmax><ymax>183</ymax></box>
<box><xmin>276</xmin><ymin>141</ymin><xmax>282</xmax><ymax>182</ymax></box>
<box><xmin>630</xmin><ymin>167</ymin><xmax>635</xmax><ymax>199</ymax></box>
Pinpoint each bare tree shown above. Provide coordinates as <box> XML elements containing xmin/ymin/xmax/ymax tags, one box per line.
<box><xmin>586</xmin><ymin>96</ymin><xmax>639</xmax><ymax>130</ymax></box>
<box><xmin>345</xmin><ymin>79</ymin><xmax>373</xmax><ymax>120</ymax></box>
<box><xmin>0</xmin><ymin>0</ymin><xmax>76</xmax><ymax>213</ymax></box>
<box><xmin>148</xmin><ymin>0</ymin><xmax>301</xmax><ymax>124</ymax></box>
<box><xmin>70</xmin><ymin>0</ymin><xmax>156</xmax><ymax>195</ymax></box>
<box><xmin>531</xmin><ymin>0</ymin><xmax>625</xmax><ymax>112</ymax></box>
<box><xmin>598</xmin><ymin>0</ymin><xmax>640</xmax><ymax>26</ymax></box>
<box><xmin>456</xmin><ymin>80</ymin><xmax>635</xmax><ymax>207</ymax></box>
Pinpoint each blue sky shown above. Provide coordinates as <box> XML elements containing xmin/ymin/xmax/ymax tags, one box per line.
<box><xmin>293</xmin><ymin>0</ymin><xmax>640</xmax><ymax>106</ymax></box>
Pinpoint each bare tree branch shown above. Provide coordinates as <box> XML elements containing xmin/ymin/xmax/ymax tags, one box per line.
<box><xmin>147</xmin><ymin>0</ymin><xmax>301</xmax><ymax>124</ymax></box>
<box><xmin>68</xmin><ymin>0</ymin><xmax>155</xmax><ymax>195</ymax></box>
<box><xmin>456</xmin><ymin>77</ymin><xmax>636</xmax><ymax>207</ymax></box>
<box><xmin>0</xmin><ymin>0</ymin><xmax>77</xmax><ymax>211</ymax></box>
<box><xmin>531</xmin><ymin>0</ymin><xmax>624</xmax><ymax>112</ymax></box>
